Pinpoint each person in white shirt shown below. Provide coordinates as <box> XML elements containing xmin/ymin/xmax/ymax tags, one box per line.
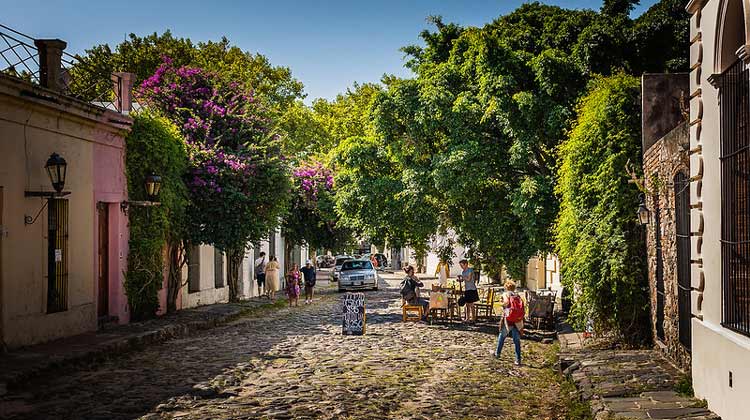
<box><xmin>254</xmin><ymin>252</ymin><xmax>267</xmax><ymax>297</ymax></box>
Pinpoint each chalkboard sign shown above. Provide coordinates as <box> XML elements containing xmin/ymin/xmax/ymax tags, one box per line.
<box><xmin>342</xmin><ymin>292</ymin><xmax>366</xmax><ymax>335</ymax></box>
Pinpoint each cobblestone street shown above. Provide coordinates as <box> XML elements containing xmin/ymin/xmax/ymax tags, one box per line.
<box><xmin>2</xmin><ymin>277</ymin><xmax>569</xmax><ymax>420</ymax></box>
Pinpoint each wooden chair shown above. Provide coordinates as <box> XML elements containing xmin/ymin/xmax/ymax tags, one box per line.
<box><xmin>528</xmin><ymin>294</ymin><xmax>554</xmax><ymax>330</ymax></box>
<box><xmin>403</xmin><ymin>305</ymin><xmax>424</xmax><ymax>322</ymax></box>
<box><xmin>475</xmin><ymin>288</ymin><xmax>496</xmax><ymax>321</ymax></box>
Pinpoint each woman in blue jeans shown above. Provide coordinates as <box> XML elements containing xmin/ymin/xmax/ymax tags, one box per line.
<box><xmin>494</xmin><ymin>280</ymin><xmax>524</xmax><ymax>365</ymax></box>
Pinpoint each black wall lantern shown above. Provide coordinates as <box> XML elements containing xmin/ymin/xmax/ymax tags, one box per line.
<box><xmin>121</xmin><ymin>173</ymin><xmax>162</xmax><ymax>214</ymax></box>
<box><xmin>637</xmin><ymin>193</ymin><xmax>651</xmax><ymax>226</ymax></box>
<box><xmin>45</xmin><ymin>153</ymin><xmax>67</xmax><ymax>193</ymax></box>
<box><xmin>145</xmin><ymin>174</ymin><xmax>162</xmax><ymax>202</ymax></box>
<box><xmin>25</xmin><ymin>152</ymin><xmax>70</xmax><ymax>225</ymax></box>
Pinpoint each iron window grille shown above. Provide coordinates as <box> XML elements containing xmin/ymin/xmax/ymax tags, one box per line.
<box><xmin>653</xmin><ymin>193</ymin><xmax>666</xmax><ymax>342</ymax></box>
<box><xmin>720</xmin><ymin>58</ymin><xmax>750</xmax><ymax>338</ymax></box>
<box><xmin>675</xmin><ymin>171</ymin><xmax>692</xmax><ymax>350</ymax></box>
<box><xmin>47</xmin><ymin>199</ymin><xmax>69</xmax><ymax>313</ymax></box>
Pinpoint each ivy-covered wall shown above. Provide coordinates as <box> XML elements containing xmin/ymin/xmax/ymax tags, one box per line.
<box><xmin>124</xmin><ymin>112</ymin><xmax>187</xmax><ymax>321</ymax></box>
<box><xmin>555</xmin><ymin>74</ymin><xmax>651</xmax><ymax>345</ymax></box>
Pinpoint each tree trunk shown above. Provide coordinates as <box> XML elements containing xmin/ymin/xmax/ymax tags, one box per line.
<box><xmin>284</xmin><ymin>240</ymin><xmax>294</xmax><ymax>271</ymax></box>
<box><xmin>227</xmin><ymin>248</ymin><xmax>243</xmax><ymax>303</ymax></box>
<box><xmin>166</xmin><ymin>240</ymin><xmax>186</xmax><ymax>314</ymax></box>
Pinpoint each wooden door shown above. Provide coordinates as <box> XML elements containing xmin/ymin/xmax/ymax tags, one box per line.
<box><xmin>97</xmin><ymin>203</ymin><xmax>109</xmax><ymax>318</ymax></box>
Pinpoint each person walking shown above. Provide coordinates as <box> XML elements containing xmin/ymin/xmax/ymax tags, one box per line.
<box><xmin>435</xmin><ymin>258</ymin><xmax>450</xmax><ymax>288</ymax></box>
<box><xmin>285</xmin><ymin>271</ymin><xmax>300</xmax><ymax>307</ymax></box>
<box><xmin>458</xmin><ymin>259</ymin><xmax>479</xmax><ymax>323</ymax></box>
<box><xmin>494</xmin><ymin>280</ymin><xmax>525</xmax><ymax>366</ymax></box>
<box><xmin>264</xmin><ymin>256</ymin><xmax>280</xmax><ymax>300</ymax></box>
<box><xmin>254</xmin><ymin>252</ymin><xmax>267</xmax><ymax>297</ymax></box>
<box><xmin>301</xmin><ymin>259</ymin><xmax>317</xmax><ymax>304</ymax></box>
<box><xmin>290</xmin><ymin>263</ymin><xmax>301</xmax><ymax>284</ymax></box>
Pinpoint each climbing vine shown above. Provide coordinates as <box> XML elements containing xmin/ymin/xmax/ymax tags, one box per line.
<box><xmin>555</xmin><ymin>73</ymin><xmax>651</xmax><ymax>345</ymax></box>
<box><xmin>124</xmin><ymin>112</ymin><xmax>188</xmax><ymax>320</ymax></box>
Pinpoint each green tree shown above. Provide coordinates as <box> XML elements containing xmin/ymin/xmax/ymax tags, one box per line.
<box><xmin>333</xmin><ymin>134</ymin><xmax>437</xmax><ymax>252</ymax></box>
<box><xmin>632</xmin><ymin>0</ymin><xmax>690</xmax><ymax>73</ymax></box>
<box><xmin>67</xmin><ymin>32</ymin><xmax>304</xmax><ymax>115</ymax></box>
<box><xmin>282</xmin><ymin>162</ymin><xmax>353</xmax><ymax>259</ymax></box>
<box><xmin>555</xmin><ymin>73</ymin><xmax>650</xmax><ymax>344</ymax></box>
<box><xmin>343</xmin><ymin>0</ymin><xmax>687</xmax><ymax>279</ymax></box>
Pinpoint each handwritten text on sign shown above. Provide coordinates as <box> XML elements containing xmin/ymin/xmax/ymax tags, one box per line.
<box><xmin>342</xmin><ymin>292</ymin><xmax>366</xmax><ymax>335</ymax></box>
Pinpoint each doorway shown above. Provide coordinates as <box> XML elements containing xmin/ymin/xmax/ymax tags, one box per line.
<box><xmin>97</xmin><ymin>203</ymin><xmax>109</xmax><ymax>319</ymax></box>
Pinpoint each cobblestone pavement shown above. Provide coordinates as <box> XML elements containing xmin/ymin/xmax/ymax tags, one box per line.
<box><xmin>560</xmin><ymin>339</ymin><xmax>720</xmax><ymax>420</ymax></box>
<box><xmin>2</xmin><ymin>279</ymin><xmax>569</xmax><ymax>420</ymax></box>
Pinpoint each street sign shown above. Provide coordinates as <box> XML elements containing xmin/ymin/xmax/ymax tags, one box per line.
<box><xmin>342</xmin><ymin>292</ymin><xmax>366</xmax><ymax>335</ymax></box>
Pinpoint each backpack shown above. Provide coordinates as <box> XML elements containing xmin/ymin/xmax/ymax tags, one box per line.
<box><xmin>506</xmin><ymin>293</ymin><xmax>525</xmax><ymax>323</ymax></box>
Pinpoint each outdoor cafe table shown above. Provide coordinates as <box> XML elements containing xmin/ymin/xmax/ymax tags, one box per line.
<box><xmin>426</xmin><ymin>288</ymin><xmax>462</xmax><ymax>322</ymax></box>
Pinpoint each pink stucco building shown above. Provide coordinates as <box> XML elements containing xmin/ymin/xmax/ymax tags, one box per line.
<box><xmin>0</xmin><ymin>36</ymin><xmax>133</xmax><ymax>348</ymax></box>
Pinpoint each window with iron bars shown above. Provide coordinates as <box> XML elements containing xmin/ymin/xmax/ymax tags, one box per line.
<box><xmin>720</xmin><ymin>58</ymin><xmax>750</xmax><ymax>338</ymax></box>
<box><xmin>674</xmin><ymin>171</ymin><xmax>692</xmax><ymax>350</ymax></box>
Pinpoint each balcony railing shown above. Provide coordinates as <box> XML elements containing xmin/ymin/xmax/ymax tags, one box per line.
<box><xmin>0</xmin><ymin>23</ymin><xmax>124</xmax><ymax>112</ymax></box>
<box><xmin>0</xmin><ymin>23</ymin><xmax>40</xmax><ymax>83</ymax></box>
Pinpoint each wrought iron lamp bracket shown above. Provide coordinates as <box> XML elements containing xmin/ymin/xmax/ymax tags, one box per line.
<box><xmin>120</xmin><ymin>200</ymin><xmax>161</xmax><ymax>215</ymax></box>
<box><xmin>24</xmin><ymin>191</ymin><xmax>70</xmax><ymax>225</ymax></box>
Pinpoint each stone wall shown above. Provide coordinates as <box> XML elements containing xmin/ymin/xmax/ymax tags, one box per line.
<box><xmin>643</xmin><ymin>122</ymin><xmax>691</xmax><ymax>371</ymax></box>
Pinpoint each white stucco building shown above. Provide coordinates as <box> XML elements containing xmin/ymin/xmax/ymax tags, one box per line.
<box><xmin>686</xmin><ymin>1</ymin><xmax>750</xmax><ymax>418</ymax></box>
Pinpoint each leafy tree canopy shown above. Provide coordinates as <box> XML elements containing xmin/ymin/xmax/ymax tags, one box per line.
<box><xmin>68</xmin><ymin>31</ymin><xmax>304</xmax><ymax>115</ymax></box>
<box><xmin>328</xmin><ymin>1</ymin><xmax>688</xmax><ymax>278</ymax></box>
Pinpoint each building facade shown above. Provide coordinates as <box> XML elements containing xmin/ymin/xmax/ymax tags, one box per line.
<box><xmin>0</xmin><ymin>49</ymin><xmax>132</xmax><ymax>348</ymax></box>
<box><xmin>686</xmin><ymin>1</ymin><xmax>750</xmax><ymax>418</ymax></box>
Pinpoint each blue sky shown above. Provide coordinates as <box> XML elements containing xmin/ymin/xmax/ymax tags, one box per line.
<box><xmin>3</xmin><ymin>0</ymin><xmax>658</xmax><ymax>102</ymax></box>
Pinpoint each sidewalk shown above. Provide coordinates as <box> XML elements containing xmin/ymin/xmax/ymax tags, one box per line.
<box><xmin>559</xmin><ymin>328</ymin><xmax>720</xmax><ymax>420</ymax></box>
<box><xmin>0</xmin><ymin>296</ymin><xmax>286</xmax><ymax>395</ymax></box>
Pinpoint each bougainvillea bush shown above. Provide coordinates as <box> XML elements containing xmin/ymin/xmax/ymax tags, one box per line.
<box><xmin>185</xmin><ymin>145</ymin><xmax>288</xmax><ymax>253</ymax></box>
<box><xmin>138</xmin><ymin>57</ymin><xmax>290</xmax><ymax>302</ymax></box>
<box><xmin>139</xmin><ymin>57</ymin><xmax>270</xmax><ymax>149</ymax></box>
<box><xmin>282</xmin><ymin>161</ymin><xmax>352</xmax><ymax>253</ymax></box>
<box><xmin>293</xmin><ymin>161</ymin><xmax>334</xmax><ymax>203</ymax></box>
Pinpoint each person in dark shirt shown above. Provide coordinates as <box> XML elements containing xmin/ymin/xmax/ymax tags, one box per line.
<box><xmin>301</xmin><ymin>259</ymin><xmax>317</xmax><ymax>304</ymax></box>
<box><xmin>400</xmin><ymin>265</ymin><xmax>428</xmax><ymax>318</ymax></box>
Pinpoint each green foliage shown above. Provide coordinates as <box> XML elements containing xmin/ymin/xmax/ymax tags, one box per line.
<box><xmin>674</xmin><ymin>374</ymin><xmax>695</xmax><ymax>397</ymax></box>
<box><xmin>276</xmin><ymin>101</ymin><xmax>331</xmax><ymax>158</ymax></box>
<box><xmin>632</xmin><ymin>0</ymin><xmax>690</xmax><ymax>73</ymax></box>
<box><xmin>124</xmin><ymin>112</ymin><xmax>188</xmax><ymax>320</ymax></box>
<box><xmin>184</xmin><ymin>146</ymin><xmax>290</xmax><ymax>255</ymax></box>
<box><xmin>555</xmin><ymin>73</ymin><xmax>650</xmax><ymax>344</ymax></box>
<box><xmin>67</xmin><ymin>31</ymin><xmax>304</xmax><ymax>115</ymax></box>
<box><xmin>328</xmin><ymin>0</ymin><xmax>687</xmax><ymax>282</ymax></box>
<box><xmin>333</xmin><ymin>135</ymin><xmax>437</xmax><ymax>250</ymax></box>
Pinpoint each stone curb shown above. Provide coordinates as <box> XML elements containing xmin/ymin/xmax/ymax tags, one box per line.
<box><xmin>0</xmin><ymin>299</ymin><xmax>285</xmax><ymax>394</ymax></box>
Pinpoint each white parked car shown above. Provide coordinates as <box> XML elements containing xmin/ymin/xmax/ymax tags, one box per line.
<box><xmin>338</xmin><ymin>259</ymin><xmax>378</xmax><ymax>292</ymax></box>
<box><xmin>331</xmin><ymin>255</ymin><xmax>353</xmax><ymax>282</ymax></box>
